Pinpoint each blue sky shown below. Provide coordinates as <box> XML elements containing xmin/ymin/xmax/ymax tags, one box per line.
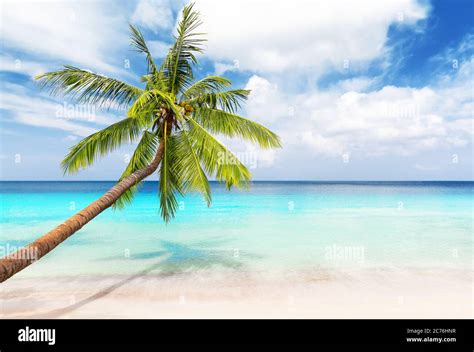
<box><xmin>0</xmin><ymin>0</ymin><xmax>472</xmax><ymax>180</ymax></box>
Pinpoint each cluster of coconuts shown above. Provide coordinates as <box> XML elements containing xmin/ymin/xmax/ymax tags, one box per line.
<box><xmin>179</xmin><ymin>101</ymin><xmax>194</xmax><ymax>115</ymax></box>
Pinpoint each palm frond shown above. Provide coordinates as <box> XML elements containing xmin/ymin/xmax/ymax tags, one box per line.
<box><xmin>141</xmin><ymin>72</ymin><xmax>168</xmax><ymax>92</ymax></box>
<box><xmin>35</xmin><ymin>66</ymin><xmax>143</xmax><ymax>110</ymax></box>
<box><xmin>172</xmin><ymin>130</ymin><xmax>211</xmax><ymax>206</ymax></box>
<box><xmin>181</xmin><ymin>76</ymin><xmax>231</xmax><ymax>99</ymax></box>
<box><xmin>128</xmin><ymin>89</ymin><xmax>179</xmax><ymax>119</ymax></box>
<box><xmin>186</xmin><ymin>117</ymin><xmax>251</xmax><ymax>189</ymax></box>
<box><xmin>193</xmin><ymin>107</ymin><xmax>282</xmax><ymax>149</ymax></box>
<box><xmin>113</xmin><ymin>131</ymin><xmax>159</xmax><ymax>209</ymax></box>
<box><xmin>61</xmin><ymin>117</ymin><xmax>145</xmax><ymax>174</ymax></box>
<box><xmin>129</xmin><ymin>24</ymin><xmax>159</xmax><ymax>76</ymax></box>
<box><xmin>162</xmin><ymin>3</ymin><xmax>206</xmax><ymax>95</ymax></box>
<box><xmin>158</xmin><ymin>122</ymin><xmax>183</xmax><ymax>222</ymax></box>
<box><xmin>190</xmin><ymin>89</ymin><xmax>250</xmax><ymax>113</ymax></box>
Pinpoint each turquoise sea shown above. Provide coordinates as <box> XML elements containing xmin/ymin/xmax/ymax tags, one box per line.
<box><xmin>0</xmin><ymin>181</ymin><xmax>472</xmax><ymax>278</ymax></box>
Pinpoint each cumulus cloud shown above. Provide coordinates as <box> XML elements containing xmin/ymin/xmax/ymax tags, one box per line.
<box><xmin>195</xmin><ymin>0</ymin><xmax>428</xmax><ymax>74</ymax></box>
<box><xmin>243</xmin><ymin>70</ymin><xmax>472</xmax><ymax>158</ymax></box>
<box><xmin>244</xmin><ymin>76</ymin><xmax>283</xmax><ymax>123</ymax></box>
<box><xmin>131</xmin><ymin>0</ymin><xmax>177</xmax><ymax>33</ymax></box>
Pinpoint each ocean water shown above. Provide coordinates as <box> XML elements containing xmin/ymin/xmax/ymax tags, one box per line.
<box><xmin>0</xmin><ymin>181</ymin><xmax>472</xmax><ymax>278</ymax></box>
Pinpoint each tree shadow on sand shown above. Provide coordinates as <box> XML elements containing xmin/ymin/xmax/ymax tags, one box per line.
<box><xmin>12</xmin><ymin>240</ymin><xmax>259</xmax><ymax>318</ymax></box>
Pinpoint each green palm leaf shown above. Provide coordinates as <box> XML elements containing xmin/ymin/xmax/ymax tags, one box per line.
<box><xmin>61</xmin><ymin>117</ymin><xmax>145</xmax><ymax>174</ymax></box>
<box><xmin>129</xmin><ymin>24</ymin><xmax>159</xmax><ymax>77</ymax></box>
<box><xmin>172</xmin><ymin>130</ymin><xmax>211</xmax><ymax>206</ymax></box>
<box><xmin>190</xmin><ymin>89</ymin><xmax>250</xmax><ymax>113</ymax></box>
<box><xmin>158</xmin><ymin>122</ymin><xmax>183</xmax><ymax>222</ymax></box>
<box><xmin>162</xmin><ymin>3</ymin><xmax>206</xmax><ymax>95</ymax></box>
<box><xmin>141</xmin><ymin>72</ymin><xmax>168</xmax><ymax>92</ymax></box>
<box><xmin>181</xmin><ymin>76</ymin><xmax>232</xmax><ymax>98</ymax></box>
<box><xmin>129</xmin><ymin>89</ymin><xmax>180</xmax><ymax>119</ymax></box>
<box><xmin>193</xmin><ymin>107</ymin><xmax>282</xmax><ymax>149</ymax></box>
<box><xmin>35</xmin><ymin>66</ymin><xmax>143</xmax><ymax>110</ymax></box>
<box><xmin>186</xmin><ymin>117</ymin><xmax>251</xmax><ymax>189</ymax></box>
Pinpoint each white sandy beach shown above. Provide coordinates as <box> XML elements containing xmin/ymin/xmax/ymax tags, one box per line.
<box><xmin>1</xmin><ymin>268</ymin><xmax>472</xmax><ymax>319</ymax></box>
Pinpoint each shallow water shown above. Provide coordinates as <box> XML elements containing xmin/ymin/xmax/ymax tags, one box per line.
<box><xmin>0</xmin><ymin>181</ymin><xmax>472</xmax><ymax>278</ymax></box>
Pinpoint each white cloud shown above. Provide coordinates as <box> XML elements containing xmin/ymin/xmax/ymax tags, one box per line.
<box><xmin>332</xmin><ymin>77</ymin><xmax>377</xmax><ymax>93</ymax></box>
<box><xmin>302</xmin><ymin>131</ymin><xmax>346</xmax><ymax>156</ymax></box>
<box><xmin>0</xmin><ymin>0</ymin><xmax>128</xmax><ymax>74</ymax></box>
<box><xmin>430</xmin><ymin>33</ymin><xmax>474</xmax><ymax>69</ymax></box>
<box><xmin>300</xmin><ymin>86</ymin><xmax>462</xmax><ymax>156</ymax></box>
<box><xmin>14</xmin><ymin>113</ymin><xmax>98</xmax><ymax>138</ymax></box>
<box><xmin>0</xmin><ymin>84</ymin><xmax>120</xmax><ymax>137</ymax></box>
<box><xmin>0</xmin><ymin>54</ymin><xmax>49</xmax><ymax>78</ymax></box>
<box><xmin>214</xmin><ymin>61</ymin><xmax>239</xmax><ymax>75</ymax></box>
<box><xmin>131</xmin><ymin>0</ymin><xmax>176</xmax><ymax>33</ymax></box>
<box><xmin>148</xmin><ymin>40</ymin><xmax>172</xmax><ymax>58</ymax></box>
<box><xmin>239</xmin><ymin>143</ymin><xmax>278</xmax><ymax>168</ymax></box>
<box><xmin>244</xmin><ymin>71</ymin><xmax>473</xmax><ymax>158</ymax></box>
<box><xmin>195</xmin><ymin>0</ymin><xmax>428</xmax><ymax>74</ymax></box>
<box><xmin>244</xmin><ymin>75</ymin><xmax>282</xmax><ymax>123</ymax></box>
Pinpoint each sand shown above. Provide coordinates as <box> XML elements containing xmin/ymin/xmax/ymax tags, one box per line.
<box><xmin>0</xmin><ymin>268</ymin><xmax>472</xmax><ymax>319</ymax></box>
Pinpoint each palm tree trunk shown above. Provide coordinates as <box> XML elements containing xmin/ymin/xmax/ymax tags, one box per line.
<box><xmin>0</xmin><ymin>142</ymin><xmax>165</xmax><ymax>283</ymax></box>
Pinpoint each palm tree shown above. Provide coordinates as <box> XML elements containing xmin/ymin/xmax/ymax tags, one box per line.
<box><xmin>0</xmin><ymin>3</ymin><xmax>280</xmax><ymax>283</ymax></box>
